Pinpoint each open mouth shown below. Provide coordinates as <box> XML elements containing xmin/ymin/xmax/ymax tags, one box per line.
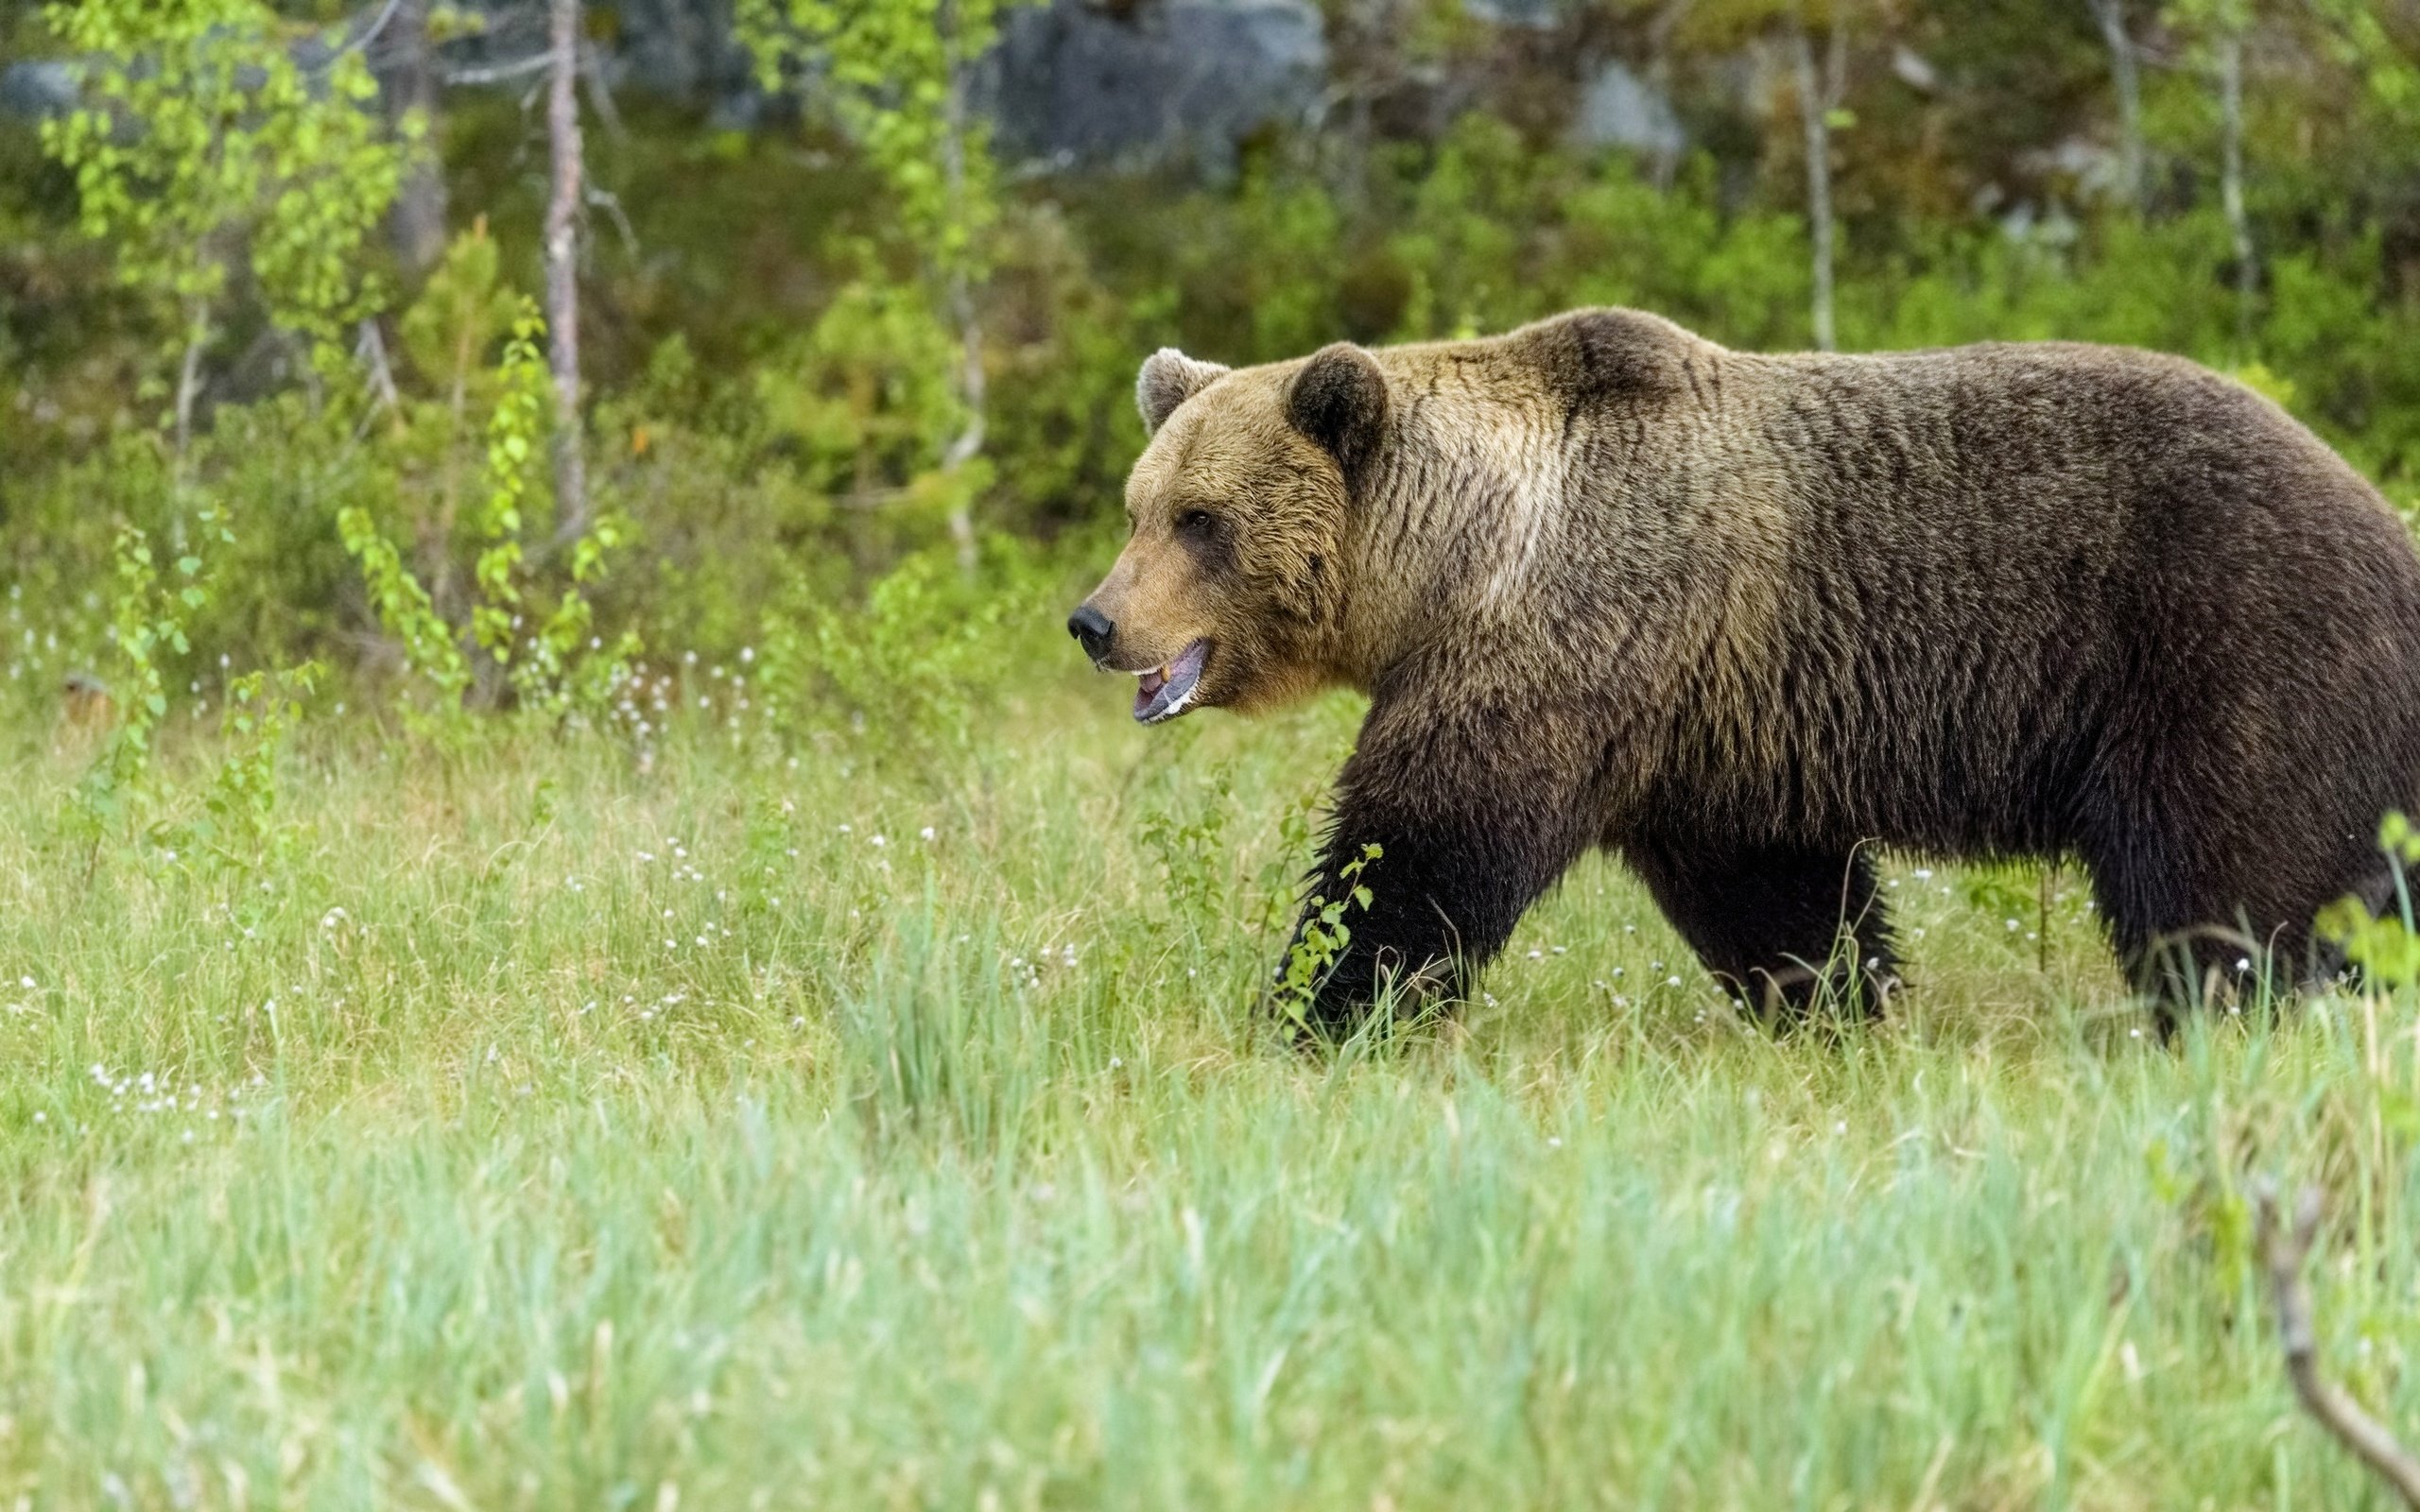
<box><xmin>1132</xmin><ymin>640</ymin><xmax>1210</xmax><ymax>725</ymax></box>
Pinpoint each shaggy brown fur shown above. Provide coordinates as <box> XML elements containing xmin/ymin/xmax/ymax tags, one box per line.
<box><xmin>1071</xmin><ymin>308</ymin><xmax>2420</xmax><ymax>1031</ymax></box>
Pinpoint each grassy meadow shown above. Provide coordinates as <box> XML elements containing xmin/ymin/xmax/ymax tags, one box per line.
<box><xmin>3</xmin><ymin>638</ymin><xmax>2418</xmax><ymax>1510</ymax></box>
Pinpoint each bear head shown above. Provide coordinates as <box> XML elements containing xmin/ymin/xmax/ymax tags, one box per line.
<box><xmin>1069</xmin><ymin>342</ymin><xmax>1389</xmax><ymax>723</ymax></box>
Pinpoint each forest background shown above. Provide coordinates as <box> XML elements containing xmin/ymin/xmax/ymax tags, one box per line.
<box><xmin>5</xmin><ymin>0</ymin><xmax>2418</xmax><ymax>713</ymax></box>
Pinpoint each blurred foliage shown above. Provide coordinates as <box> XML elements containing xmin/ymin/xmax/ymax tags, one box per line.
<box><xmin>3</xmin><ymin>0</ymin><xmax>2420</xmax><ymax>749</ymax></box>
<box><xmin>40</xmin><ymin>0</ymin><xmax>407</xmax><ymax>435</ymax></box>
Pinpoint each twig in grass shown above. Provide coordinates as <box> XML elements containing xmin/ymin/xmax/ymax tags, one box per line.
<box><xmin>2038</xmin><ymin>863</ymin><xmax>2053</xmax><ymax>974</ymax></box>
<box><xmin>2255</xmin><ymin>1180</ymin><xmax>2420</xmax><ymax>1508</ymax></box>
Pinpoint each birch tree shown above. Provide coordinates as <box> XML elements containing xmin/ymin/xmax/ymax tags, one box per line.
<box><xmin>1686</xmin><ymin>0</ymin><xmax>1867</xmax><ymax>352</ymax></box>
<box><xmin>41</xmin><ymin>0</ymin><xmax>408</xmax><ymax>461</ymax></box>
<box><xmin>544</xmin><ymin>0</ymin><xmax>590</xmax><ymax>541</ymax></box>
<box><xmin>2169</xmin><ymin>0</ymin><xmax>2258</xmax><ymax>348</ymax></box>
<box><xmin>740</xmin><ymin>0</ymin><xmax>1025</xmax><ymax>573</ymax></box>
<box><xmin>2085</xmin><ymin>0</ymin><xmax>2148</xmax><ymax>213</ymax></box>
<box><xmin>1787</xmin><ymin>0</ymin><xmax>1848</xmax><ymax>351</ymax></box>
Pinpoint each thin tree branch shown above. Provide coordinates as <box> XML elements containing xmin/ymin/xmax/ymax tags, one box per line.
<box><xmin>330</xmin><ymin>0</ymin><xmax>408</xmax><ymax>62</ymax></box>
<box><xmin>2255</xmin><ymin>1181</ymin><xmax>2420</xmax><ymax>1509</ymax></box>
<box><xmin>585</xmin><ymin>184</ymin><xmax>639</xmax><ymax>260</ymax></box>
<box><xmin>353</xmin><ymin>317</ymin><xmax>402</xmax><ymax>438</ymax></box>
<box><xmin>579</xmin><ymin>40</ymin><xmax>627</xmax><ymax>141</ymax></box>
<box><xmin>442</xmin><ymin>54</ymin><xmax>554</xmax><ymax>86</ymax></box>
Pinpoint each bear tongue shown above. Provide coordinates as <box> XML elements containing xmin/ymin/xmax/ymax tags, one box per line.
<box><xmin>1132</xmin><ymin>667</ymin><xmax>1167</xmax><ymax>719</ymax></box>
<box><xmin>1133</xmin><ymin>640</ymin><xmax>1209</xmax><ymax>724</ymax></box>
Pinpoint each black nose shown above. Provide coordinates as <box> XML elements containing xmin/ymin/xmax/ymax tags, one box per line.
<box><xmin>1067</xmin><ymin>603</ymin><xmax>1115</xmax><ymax>661</ymax></box>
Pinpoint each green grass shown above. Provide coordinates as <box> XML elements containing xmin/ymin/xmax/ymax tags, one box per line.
<box><xmin>2</xmin><ymin>680</ymin><xmax>2416</xmax><ymax>1509</ymax></box>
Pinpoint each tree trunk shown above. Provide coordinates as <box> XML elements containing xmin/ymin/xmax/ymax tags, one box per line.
<box><xmin>2218</xmin><ymin>30</ymin><xmax>2256</xmax><ymax>350</ymax></box>
<box><xmin>1646</xmin><ymin>0</ymin><xmax>1689</xmax><ymax>190</ymax></box>
<box><xmin>1789</xmin><ymin>11</ymin><xmax>1842</xmax><ymax>352</ymax></box>
<box><xmin>936</xmin><ymin>9</ymin><xmax>983</xmax><ymax>576</ymax></box>
<box><xmin>2087</xmin><ymin>0</ymin><xmax>2146</xmax><ymax>215</ymax></box>
<box><xmin>375</xmin><ymin>0</ymin><xmax>448</xmax><ymax>278</ymax></box>
<box><xmin>545</xmin><ymin>0</ymin><xmax>589</xmax><ymax>542</ymax></box>
<box><xmin>174</xmin><ymin>295</ymin><xmax>211</xmax><ymax>467</ymax></box>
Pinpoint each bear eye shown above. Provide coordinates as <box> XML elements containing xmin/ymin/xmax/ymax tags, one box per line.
<box><xmin>1175</xmin><ymin>508</ymin><xmax>1217</xmax><ymax>536</ymax></box>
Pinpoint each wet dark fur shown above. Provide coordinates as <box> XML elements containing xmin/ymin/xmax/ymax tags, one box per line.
<box><xmin>1104</xmin><ymin>309</ymin><xmax>2420</xmax><ymax>1032</ymax></box>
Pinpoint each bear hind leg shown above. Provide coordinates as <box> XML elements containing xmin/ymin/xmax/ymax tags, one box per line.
<box><xmin>2076</xmin><ymin>800</ymin><xmax>2345</xmax><ymax>1033</ymax></box>
<box><xmin>1628</xmin><ymin>841</ymin><xmax>1900</xmax><ymax>1022</ymax></box>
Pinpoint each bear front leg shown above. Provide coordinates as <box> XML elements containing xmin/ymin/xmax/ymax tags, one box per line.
<box><xmin>1281</xmin><ymin>695</ymin><xmax>1599</xmax><ymax>1036</ymax></box>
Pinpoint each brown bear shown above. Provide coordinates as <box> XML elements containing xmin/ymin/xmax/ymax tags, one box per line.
<box><xmin>1067</xmin><ymin>307</ymin><xmax>2420</xmax><ymax>1031</ymax></box>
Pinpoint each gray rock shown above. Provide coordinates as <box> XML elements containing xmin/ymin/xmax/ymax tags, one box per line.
<box><xmin>984</xmin><ymin>0</ymin><xmax>1328</xmax><ymax>177</ymax></box>
<box><xmin>0</xmin><ymin>60</ymin><xmax>79</xmax><ymax>120</ymax></box>
<box><xmin>599</xmin><ymin>0</ymin><xmax>756</xmax><ymax>106</ymax></box>
<box><xmin>5</xmin><ymin>0</ymin><xmax>1334</xmax><ymax>180</ymax></box>
<box><xmin>1571</xmin><ymin>60</ymin><xmax>1682</xmax><ymax>158</ymax></box>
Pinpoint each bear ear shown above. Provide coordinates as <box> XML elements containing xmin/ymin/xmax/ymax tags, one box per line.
<box><xmin>1136</xmin><ymin>348</ymin><xmax>1231</xmax><ymax>435</ymax></box>
<box><xmin>1286</xmin><ymin>342</ymin><xmax>1390</xmax><ymax>492</ymax></box>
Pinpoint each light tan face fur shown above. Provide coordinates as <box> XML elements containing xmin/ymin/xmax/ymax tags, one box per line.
<box><xmin>1073</xmin><ymin>354</ymin><xmax>1352</xmax><ymax>724</ymax></box>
